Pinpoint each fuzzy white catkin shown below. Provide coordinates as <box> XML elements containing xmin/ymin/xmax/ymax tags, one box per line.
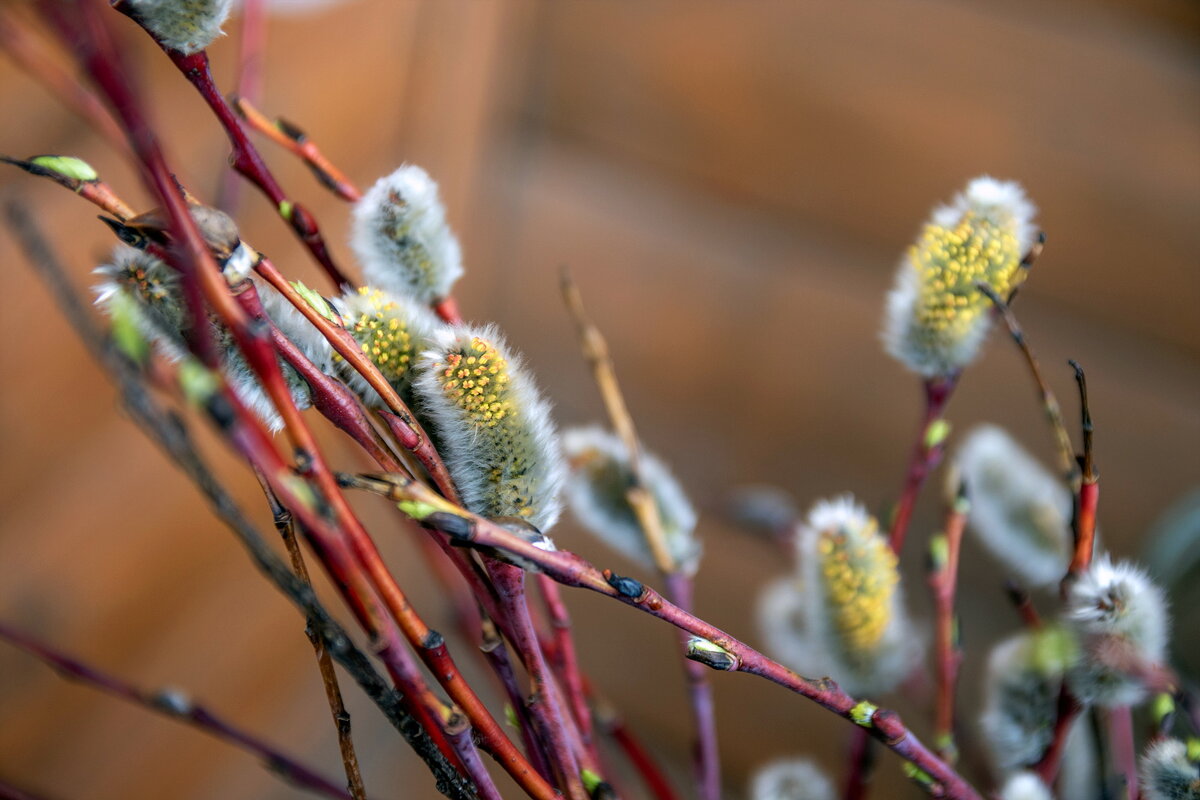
<box><xmin>883</xmin><ymin>176</ymin><xmax>1037</xmax><ymax>377</ymax></box>
<box><xmin>331</xmin><ymin>286</ymin><xmax>442</xmax><ymax>407</ymax></box>
<box><xmin>126</xmin><ymin>0</ymin><xmax>234</xmax><ymax>54</ymax></box>
<box><xmin>350</xmin><ymin>165</ymin><xmax>464</xmax><ymax>306</ymax></box>
<box><xmin>1064</xmin><ymin>555</ymin><xmax>1169</xmax><ymax>707</ymax></box>
<box><xmin>980</xmin><ymin>626</ymin><xmax>1077</xmax><ymax>772</ymax></box>
<box><xmin>749</xmin><ymin>758</ymin><xmax>834</xmax><ymax>800</ymax></box>
<box><xmin>413</xmin><ymin>325</ymin><xmax>564</xmax><ymax>532</ymax></box>
<box><xmin>562</xmin><ymin>426</ymin><xmax>701</xmax><ymax>576</ymax></box>
<box><xmin>94</xmin><ymin>246</ymin><xmax>311</xmax><ymax>433</ymax></box>
<box><xmin>758</xmin><ymin>496</ymin><xmax>920</xmax><ymax>696</ymax></box>
<box><xmin>956</xmin><ymin>425</ymin><xmax>1072</xmax><ymax>588</ymax></box>
<box><xmin>254</xmin><ymin>278</ymin><xmax>336</xmax><ymax>375</ymax></box>
<box><xmin>1140</xmin><ymin>739</ymin><xmax>1200</xmax><ymax>800</ymax></box>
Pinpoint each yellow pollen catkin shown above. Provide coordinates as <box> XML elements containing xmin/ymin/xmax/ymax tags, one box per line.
<box><xmin>341</xmin><ymin>287</ymin><xmax>416</xmax><ymax>385</ymax></box>
<box><xmin>910</xmin><ymin>211</ymin><xmax>1023</xmax><ymax>335</ymax></box>
<box><xmin>817</xmin><ymin>516</ymin><xmax>898</xmax><ymax>658</ymax></box>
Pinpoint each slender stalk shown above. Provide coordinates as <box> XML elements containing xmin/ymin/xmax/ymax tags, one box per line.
<box><xmin>234</xmin><ymin>96</ymin><xmax>361</xmax><ymax>202</ymax></box>
<box><xmin>345</xmin><ymin>473</ymin><xmax>985</xmax><ymax>800</ymax></box>
<box><xmin>562</xmin><ymin>270</ymin><xmax>719</xmax><ymax>800</ymax></box>
<box><xmin>887</xmin><ymin>372</ymin><xmax>958</xmax><ymax>553</ymax></box>
<box><xmin>480</xmin><ymin>620</ymin><xmax>555</xmax><ymax>783</ymax></box>
<box><xmin>1003</xmin><ymin>581</ymin><xmax>1042</xmax><ymax>630</ymax></box>
<box><xmin>1033</xmin><ymin>687</ymin><xmax>1082</xmax><ymax>784</ymax></box>
<box><xmin>0</xmin><ymin>622</ymin><xmax>354</xmax><ymax>800</ymax></box>
<box><xmin>1</xmin><ymin>154</ymin><xmax>136</xmax><ymax>221</ymax></box>
<box><xmin>928</xmin><ymin>488</ymin><xmax>968</xmax><ymax>764</ymax></box>
<box><xmin>1107</xmin><ymin>706</ymin><xmax>1137</xmax><ymax>800</ymax></box>
<box><xmin>258</xmin><ymin>477</ymin><xmax>367</xmax><ymax>800</ymax></box>
<box><xmin>536</xmin><ymin>574</ymin><xmax>596</xmax><ymax>757</ymax></box>
<box><xmin>841</xmin><ymin>726</ymin><xmax>874</xmax><ymax>800</ymax></box>
<box><xmin>1067</xmin><ymin>360</ymin><xmax>1099</xmax><ymax>579</ymax></box>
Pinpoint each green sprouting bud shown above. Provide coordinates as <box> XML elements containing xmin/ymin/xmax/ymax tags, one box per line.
<box><xmin>883</xmin><ymin>177</ymin><xmax>1037</xmax><ymax>377</ymax></box>
<box><xmin>413</xmin><ymin>325</ymin><xmax>564</xmax><ymax>532</ymax></box>
<box><xmin>29</xmin><ymin>154</ymin><xmax>98</xmax><ymax>182</ymax></box>
<box><xmin>125</xmin><ymin>0</ymin><xmax>234</xmax><ymax>55</ymax></box>
<box><xmin>980</xmin><ymin>625</ymin><xmax>1079</xmax><ymax>772</ymax></box>
<box><xmin>563</xmin><ymin>426</ymin><xmax>701</xmax><ymax>576</ymax></box>
<box><xmin>351</xmin><ymin>165</ymin><xmax>464</xmax><ymax>306</ymax></box>
<box><xmin>1139</xmin><ymin>739</ymin><xmax>1200</xmax><ymax>800</ymax></box>
<box><xmin>956</xmin><ymin>425</ymin><xmax>1073</xmax><ymax>588</ymax></box>
<box><xmin>748</xmin><ymin>758</ymin><xmax>834</xmax><ymax>800</ymax></box>
<box><xmin>108</xmin><ymin>291</ymin><xmax>150</xmax><ymax>364</ymax></box>
<box><xmin>850</xmin><ymin>701</ymin><xmax>878</xmax><ymax>727</ymax></box>
<box><xmin>1064</xmin><ymin>555</ymin><xmax>1170</xmax><ymax>707</ymax></box>
<box><xmin>331</xmin><ymin>286</ymin><xmax>441</xmax><ymax>407</ymax></box>
<box><xmin>998</xmin><ymin>772</ymin><xmax>1053</xmax><ymax>800</ymax></box>
<box><xmin>686</xmin><ymin>637</ymin><xmax>737</xmax><ymax>671</ymax></box>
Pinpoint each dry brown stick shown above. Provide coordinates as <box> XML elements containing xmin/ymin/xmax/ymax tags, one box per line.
<box><xmin>257</xmin><ymin>475</ymin><xmax>367</xmax><ymax>800</ymax></box>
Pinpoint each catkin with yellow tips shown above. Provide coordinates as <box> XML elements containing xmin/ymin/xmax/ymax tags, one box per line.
<box><xmin>350</xmin><ymin>165</ymin><xmax>464</xmax><ymax>306</ymax></box>
<box><xmin>758</xmin><ymin>496</ymin><xmax>920</xmax><ymax>695</ymax></box>
<box><xmin>125</xmin><ymin>0</ymin><xmax>234</xmax><ymax>55</ymax></box>
<box><xmin>562</xmin><ymin>426</ymin><xmax>701</xmax><ymax>576</ymax></box>
<box><xmin>883</xmin><ymin>177</ymin><xmax>1037</xmax><ymax>377</ymax></box>
<box><xmin>331</xmin><ymin>286</ymin><xmax>442</xmax><ymax>407</ymax></box>
<box><xmin>413</xmin><ymin>325</ymin><xmax>564</xmax><ymax>532</ymax></box>
<box><xmin>1140</xmin><ymin>739</ymin><xmax>1200</xmax><ymax>800</ymax></box>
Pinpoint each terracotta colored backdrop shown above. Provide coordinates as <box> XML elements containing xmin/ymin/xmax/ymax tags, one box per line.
<box><xmin>1</xmin><ymin>1</ymin><xmax>1197</xmax><ymax>798</ymax></box>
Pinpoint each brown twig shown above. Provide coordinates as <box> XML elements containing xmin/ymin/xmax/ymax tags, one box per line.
<box><xmin>257</xmin><ymin>476</ymin><xmax>367</xmax><ymax>800</ymax></box>
<box><xmin>345</xmin><ymin>472</ymin><xmax>985</xmax><ymax>800</ymax></box>
<box><xmin>0</xmin><ymin>622</ymin><xmax>355</xmax><ymax>800</ymax></box>
<box><xmin>561</xmin><ymin>269</ymin><xmax>719</xmax><ymax>800</ymax></box>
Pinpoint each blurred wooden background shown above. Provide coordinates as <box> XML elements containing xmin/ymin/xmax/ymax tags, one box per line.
<box><xmin>1</xmin><ymin>1</ymin><xmax>1197</xmax><ymax>798</ymax></box>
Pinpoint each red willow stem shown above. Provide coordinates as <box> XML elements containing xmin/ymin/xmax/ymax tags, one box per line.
<box><xmin>0</xmin><ymin>621</ymin><xmax>354</xmax><ymax>800</ymax></box>
<box><xmin>217</xmin><ymin>0</ymin><xmax>268</xmax><ymax>212</ymax></box>
<box><xmin>349</xmin><ymin>474</ymin><xmax>984</xmax><ymax>800</ymax></box>
<box><xmin>663</xmin><ymin>572</ymin><xmax>721</xmax><ymax>800</ymax></box>
<box><xmin>929</xmin><ymin>492</ymin><xmax>968</xmax><ymax>764</ymax></box>
<box><xmin>1033</xmin><ymin>688</ymin><xmax>1082</xmax><ymax>784</ymax></box>
<box><xmin>481</xmin><ymin>620</ymin><xmax>556</xmax><ymax>782</ymax></box>
<box><xmin>842</xmin><ymin>727</ymin><xmax>874</xmax><ymax>800</ymax></box>
<box><xmin>595</xmin><ymin>702</ymin><xmax>683</xmax><ymax>800</ymax></box>
<box><xmin>536</xmin><ymin>574</ymin><xmax>597</xmax><ymax>759</ymax></box>
<box><xmin>111</xmin><ymin>1</ymin><xmax>350</xmax><ymax>288</ymax></box>
<box><xmin>1107</xmin><ymin>706</ymin><xmax>1137</xmax><ymax>799</ymax></box>
<box><xmin>0</xmin><ymin>155</ymin><xmax>136</xmax><ymax>220</ymax></box>
<box><xmin>887</xmin><ymin>372</ymin><xmax>958</xmax><ymax>553</ymax></box>
<box><xmin>489</xmin><ymin>564</ymin><xmax>589</xmax><ymax>800</ymax></box>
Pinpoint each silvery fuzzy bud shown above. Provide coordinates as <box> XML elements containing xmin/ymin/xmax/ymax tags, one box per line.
<box><xmin>1064</xmin><ymin>555</ymin><xmax>1170</xmax><ymax>707</ymax></box>
<box><xmin>413</xmin><ymin>325</ymin><xmax>564</xmax><ymax>532</ymax></box>
<box><xmin>94</xmin><ymin>245</ymin><xmax>189</xmax><ymax>357</ymax></box>
<box><xmin>980</xmin><ymin>625</ymin><xmax>1078</xmax><ymax>772</ymax></box>
<box><xmin>1140</xmin><ymin>739</ymin><xmax>1200</xmax><ymax>800</ymax></box>
<box><xmin>955</xmin><ymin>425</ymin><xmax>1072</xmax><ymax>588</ymax></box>
<box><xmin>749</xmin><ymin>758</ymin><xmax>834</xmax><ymax>800</ymax></box>
<box><xmin>350</xmin><ymin>165</ymin><xmax>463</xmax><ymax>306</ymax></box>
<box><xmin>331</xmin><ymin>286</ymin><xmax>442</xmax><ymax>407</ymax></box>
<box><xmin>125</xmin><ymin>0</ymin><xmax>234</xmax><ymax>55</ymax></box>
<box><xmin>999</xmin><ymin>772</ymin><xmax>1053</xmax><ymax>800</ymax></box>
<box><xmin>254</xmin><ymin>279</ymin><xmax>336</xmax><ymax>375</ymax></box>
<box><xmin>883</xmin><ymin>177</ymin><xmax>1037</xmax><ymax>377</ymax></box>
<box><xmin>94</xmin><ymin>246</ymin><xmax>310</xmax><ymax>433</ymax></box>
<box><xmin>562</xmin><ymin>426</ymin><xmax>701</xmax><ymax>576</ymax></box>
<box><xmin>758</xmin><ymin>496</ymin><xmax>920</xmax><ymax>695</ymax></box>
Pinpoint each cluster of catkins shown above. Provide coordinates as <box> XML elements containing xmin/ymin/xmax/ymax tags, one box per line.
<box><xmin>749</xmin><ymin>178</ymin><xmax>1190</xmax><ymax>800</ymax></box>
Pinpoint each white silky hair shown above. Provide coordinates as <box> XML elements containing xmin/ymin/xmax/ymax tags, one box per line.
<box><xmin>350</xmin><ymin>165</ymin><xmax>464</xmax><ymax>306</ymax></box>
<box><xmin>412</xmin><ymin>324</ymin><xmax>564</xmax><ymax>533</ymax></box>
<box><xmin>1139</xmin><ymin>739</ymin><xmax>1200</xmax><ymax>800</ymax></box>
<box><xmin>562</xmin><ymin>425</ymin><xmax>701</xmax><ymax>576</ymax></box>
<box><xmin>127</xmin><ymin>0</ymin><xmax>235</xmax><ymax>55</ymax></box>
<box><xmin>956</xmin><ymin>425</ymin><xmax>1073</xmax><ymax>588</ymax></box>
<box><xmin>254</xmin><ymin>278</ymin><xmax>336</xmax><ymax>375</ymax></box>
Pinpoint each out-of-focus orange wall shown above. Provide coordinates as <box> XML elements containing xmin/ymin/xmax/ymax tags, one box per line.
<box><xmin>1</xmin><ymin>1</ymin><xmax>1197</xmax><ymax>798</ymax></box>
